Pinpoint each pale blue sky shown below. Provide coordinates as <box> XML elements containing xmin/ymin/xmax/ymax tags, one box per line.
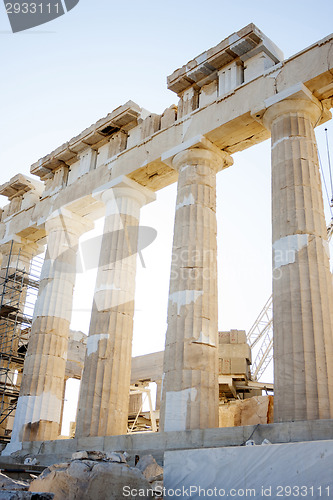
<box><xmin>1</xmin><ymin>0</ymin><xmax>333</xmax><ymax>358</ymax></box>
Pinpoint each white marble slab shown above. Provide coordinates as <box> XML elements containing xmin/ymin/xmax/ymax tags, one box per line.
<box><xmin>164</xmin><ymin>440</ymin><xmax>333</xmax><ymax>499</ymax></box>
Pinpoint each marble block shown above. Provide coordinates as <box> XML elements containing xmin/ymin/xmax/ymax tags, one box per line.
<box><xmin>164</xmin><ymin>439</ymin><xmax>333</xmax><ymax>499</ymax></box>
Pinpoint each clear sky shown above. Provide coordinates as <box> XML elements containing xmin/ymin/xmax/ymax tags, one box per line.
<box><xmin>1</xmin><ymin>1</ymin><xmax>333</xmax><ymax>399</ymax></box>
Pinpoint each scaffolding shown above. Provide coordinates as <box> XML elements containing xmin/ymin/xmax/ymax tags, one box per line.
<box><xmin>127</xmin><ymin>383</ymin><xmax>158</xmax><ymax>434</ymax></box>
<box><xmin>0</xmin><ymin>242</ymin><xmax>42</xmax><ymax>442</ymax></box>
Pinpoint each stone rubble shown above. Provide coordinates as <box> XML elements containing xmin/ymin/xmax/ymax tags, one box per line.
<box><xmin>71</xmin><ymin>450</ymin><xmax>127</xmax><ymax>463</ymax></box>
<box><xmin>0</xmin><ymin>473</ymin><xmax>29</xmax><ymax>491</ymax></box>
<box><xmin>135</xmin><ymin>455</ymin><xmax>163</xmax><ymax>483</ymax></box>
<box><xmin>219</xmin><ymin>395</ymin><xmax>274</xmax><ymax>427</ymax></box>
<box><xmin>0</xmin><ymin>473</ymin><xmax>53</xmax><ymax>499</ymax></box>
<box><xmin>26</xmin><ymin>452</ymin><xmax>163</xmax><ymax>499</ymax></box>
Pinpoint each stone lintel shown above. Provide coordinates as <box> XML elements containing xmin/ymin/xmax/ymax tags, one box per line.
<box><xmin>167</xmin><ymin>23</ymin><xmax>284</xmax><ymax>94</ymax></box>
<box><xmin>131</xmin><ymin>351</ymin><xmax>164</xmax><ymax>384</ymax></box>
<box><xmin>161</xmin><ymin>135</ymin><xmax>233</xmax><ymax>171</ymax></box>
<box><xmin>0</xmin><ymin>174</ymin><xmax>43</xmax><ymax>200</ymax></box>
<box><xmin>15</xmin><ymin>227</ymin><xmax>48</xmax><ymax>246</ymax></box>
<box><xmin>30</xmin><ymin>101</ymin><xmax>143</xmax><ymax>180</ymax></box>
<box><xmin>1</xmin><ymin>32</ymin><xmax>331</xmax><ymax>242</ymax></box>
<box><xmin>0</xmin><ymin>238</ymin><xmax>44</xmax><ymax>263</ymax></box>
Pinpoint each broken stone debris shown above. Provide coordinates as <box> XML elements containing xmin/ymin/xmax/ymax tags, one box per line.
<box><xmin>27</xmin><ymin>452</ymin><xmax>163</xmax><ymax>499</ymax></box>
<box><xmin>71</xmin><ymin>450</ymin><xmax>126</xmax><ymax>463</ymax></box>
<box><xmin>0</xmin><ymin>473</ymin><xmax>53</xmax><ymax>499</ymax></box>
<box><xmin>135</xmin><ymin>454</ymin><xmax>163</xmax><ymax>483</ymax></box>
<box><xmin>0</xmin><ymin>473</ymin><xmax>29</xmax><ymax>491</ymax></box>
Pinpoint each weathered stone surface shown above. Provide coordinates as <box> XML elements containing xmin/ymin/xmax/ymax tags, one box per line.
<box><xmin>151</xmin><ymin>480</ymin><xmax>163</xmax><ymax>493</ymax></box>
<box><xmin>150</xmin><ymin>474</ymin><xmax>163</xmax><ymax>483</ymax></box>
<box><xmin>240</xmin><ymin>396</ymin><xmax>274</xmax><ymax>426</ymax></box>
<box><xmin>219</xmin><ymin>396</ymin><xmax>274</xmax><ymax>427</ymax></box>
<box><xmin>0</xmin><ymin>473</ymin><xmax>28</xmax><ymax>491</ymax></box>
<box><xmin>105</xmin><ymin>452</ymin><xmax>127</xmax><ymax>463</ymax></box>
<box><xmin>71</xmin><ymin>450</ymin><xmax>126</xmax><ymax>463</ymax></box>
<box><xmin>65</xmin><ymin>330</ymin><xmax>87</xmax><ymax>380</ymax></box>
<box><xmin>9</xmin><ymin>212</ymin><xmax>92</xmax><ymax>445</ymax></box>
<box><xmin>160</xmin><ymin>146</ymin><xmax>233</xmax><ymax>432</ymax></box>
<box><xmin>219</xmin><ymin>402</ymin><xmax>241</xmax><ymax>427</ymax></box>
<box><xmin>71</xmin><ymin>451</ymin><xmax>88</xmax><ymax>460</ymax></box>
<box><xmin>29</xmin><ymin>460</ymin><xmax>153</xmax><ymax>499</ymax></box>
<box><xmin>264</xmin><ymin>93</ymin><xmax>333</xmax><ymax>422</ymax></box>
<box><xmin>76</xmin><ymin>177</ymin><xmax>156</xmax><ymax>438</ymax></box>
<box><xmin>82</xmin><ymin>451</ymin><xmax>105</xmax><ymax>461</ymax></box>
<box><xmin>135</xmin><ymin>455</ymin><xmax>163</xmax><ymax>482</ymax></box>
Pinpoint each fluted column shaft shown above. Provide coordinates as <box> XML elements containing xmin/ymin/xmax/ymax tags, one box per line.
<box><xmin>0</xmin><ymin>241</ymin><xmax>41</xmax><ymax>437</ymax></box>
<box><xmin>160</xmin><ymin>147</ymin><xmax>231</xmax><ymax>431</ymax></box>
<box><xmin>10</xmin><ymin>211</ymin><xmax>90</xmax><ymax>443</ymax></box>
<box><xmin>76</xmin><ymin>179</ymin><xmax>155</xmax><ymax>437</ymax></box>
<box><xmin>264</xmin><ymin>98</ymin><xmax>333</xmax><ymax>422</ymax></box>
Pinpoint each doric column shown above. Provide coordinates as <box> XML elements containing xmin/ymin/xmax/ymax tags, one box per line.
<box><xmin>0</xmin><ymin>240</ymin><xmax>42</xmax><ymax>439</ymax></box>
<box><xmin>263</xmin><ymin>88</ymin><xmax>333</xmax><ymax>422</ymax></box>
<box><xmin>76</xmin><ymin>176</ymin><xmax>155</xmax><ymax>437</ymax></box>
<box><xmin>9</xmin><ymin>210</ymin><xmax>92</xmax><ymax>446</ymax></box>
<box><xmin>160</xmin><ymin>141</ymin><xmax>232</xmax><ymax>431</ymax></box>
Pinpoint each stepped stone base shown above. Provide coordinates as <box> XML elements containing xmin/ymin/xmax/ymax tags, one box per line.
<box><xmin>1</xmin><ymin>419</ymin><xmax>333</xmax><ymax>467</ymax></box>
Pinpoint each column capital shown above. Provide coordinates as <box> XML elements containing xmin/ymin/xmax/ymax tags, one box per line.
<box><xmin>262</xmin><ymin>82</ymin><xmax>331</xmax><ymax>129</ymax></box>
<box><xmin>161</xmin><ymin>135</ymin><xmax>233</xmax><ymax>173</ymax></box>
<box><xmin>93</xmin><ymin>175</ymin><xmax>156</xmax><ymax>208</ymax></box>
<box><xmin>46</xmin><ymin>209</ymin><xmax>94</xmax><ymax>237</ymax></box>
<box><xmin>0</xmin><ymin>239</ymin><xmax>44</xmax><ymax>260</ymax></box>
<box><xmin>172</xmin><ymin>147</ymin><xmax>230</xmax><ymax>172</ymax></box>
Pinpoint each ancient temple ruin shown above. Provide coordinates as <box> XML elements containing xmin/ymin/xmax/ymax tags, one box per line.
<box><xmin>0</xmin><ymin>24</ymin><xmax>333</xmax><ymax>483</ymax></box>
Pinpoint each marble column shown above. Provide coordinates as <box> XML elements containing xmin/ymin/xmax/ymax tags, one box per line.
<box><xmin>0</xmin><ymin>240</ymin><xmax>42</xmax><ymax>439</ymax></box>
<box><xmin>263</xmin><ymin>93</ymin><xmax>333</xmax><ymax>422</ymax></box>
<box><xmin>9</xmin><ymin>210</ymin><xmax>92</xmax><ymax>445</ymax></box>
<box><xmin>76</xmin><ymin>177</ymin><xmax>155</xmax><ymax>437</ymax></box>
<box><xmin>160</xmin><ymin>145</ymin><xmax>232</xmax><ymax>431</ymax></box>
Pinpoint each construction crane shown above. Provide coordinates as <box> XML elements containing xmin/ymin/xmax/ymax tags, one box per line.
<box><xmin>246</xmin><ymin>296</ymin><xmax>273</xmax><ymax>381</ymax></box>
